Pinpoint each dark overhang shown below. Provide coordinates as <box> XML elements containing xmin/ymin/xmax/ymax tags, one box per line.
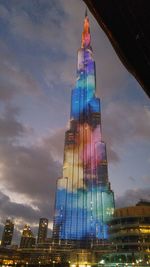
<box><xmin>83</xmin><ymin>0</ymin><xmax>150</xmax><ymax>98</ymax></box>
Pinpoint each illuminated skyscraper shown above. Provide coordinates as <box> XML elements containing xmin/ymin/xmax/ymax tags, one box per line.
<box><xmin>37</xmin><ymin>218</ymin><xmax>48</xmax><ymax>244</ymax></box>
<box><xmin>53</xmin><ymin>12</ymin><xmax>114</xmax><ymax>244</ymax></box>
<box><xmin>1</xmin><ymin>219</ymin><xmax>14</xmax><ymax>247</ymax></box>
<box><xmin>20</xmin><ymin>225</ymin><xmax>35</xmax><ymax>248</ymax></box>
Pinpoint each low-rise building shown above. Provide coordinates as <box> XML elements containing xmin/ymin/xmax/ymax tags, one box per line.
<box><xmin>100</xmin><ymin>201</ymin><xmax>150</xmax><ymax>266</ymax></box>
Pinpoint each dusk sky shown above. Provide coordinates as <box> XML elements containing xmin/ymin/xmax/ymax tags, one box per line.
<box><xmin>0</xmin><ymin>0</ymin><xmax>150</xmax><ymax>243</ymax></box>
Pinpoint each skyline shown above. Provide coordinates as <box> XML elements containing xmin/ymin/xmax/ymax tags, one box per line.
<box><xmin>0</xmin><ymin>0</ymin><xmax>150</xmax><ymax>243</ymax></box>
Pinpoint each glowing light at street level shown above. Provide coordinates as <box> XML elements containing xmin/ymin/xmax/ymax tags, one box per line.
<box><xmin>53</xmin><ymin>13</ymin><xmax>114</xmax><ymax>241</ymax></box>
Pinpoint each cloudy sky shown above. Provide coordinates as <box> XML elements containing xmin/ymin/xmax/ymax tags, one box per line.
<box><xmin>0</xmin><ymin>0</ymin><xmax>149</xmax><ymax>244</ymax></box>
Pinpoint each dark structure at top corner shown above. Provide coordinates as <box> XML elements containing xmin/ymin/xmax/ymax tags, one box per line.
<box><xmin>136</xmin><ymin>200</ymin><xmax>150</xmax><ymax>206</ymax></box>
<box><xmin>83</xmin><ymin>0</ymin><xmax>150</xmax><ymax>98</ymax></box>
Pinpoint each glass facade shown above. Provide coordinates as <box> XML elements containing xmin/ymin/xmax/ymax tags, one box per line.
<box><xmin>53</xmin><ymin>15</ymin><xmax>114</xmax><ymax>242</ymax></box>
<box><xmin>1</xmin><ymin>219</ymin><xmax>14</xmax><ymax>247</ymax></box>
<box><xmin>37</xmin><ymin>218</ymin><xmax>48</xmax><ymax>244</ymax></box>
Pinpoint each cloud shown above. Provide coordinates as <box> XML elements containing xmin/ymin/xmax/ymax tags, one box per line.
<box><xmin>0</xmin><ymin>4</ymin><xmax>9</xmax><ymax>19</ymax></box>
<box><xmin>0</xmin><ymin>191</ymin><xmax>40</xmax><ymax>223</ymax></box>
<box><xmin>2</xmin><ymin>0</ymin><xmax>73</xmax><ymax>51</ymax></box>
<box><xmin>128</xmin><ymin>176</ymin><xmax>136</xmax><ymax>182</ymax></box>
<box><xmin>42</xmin><ymin>128</ymin><xmax>65</xmax><ymax>162</ymax></box>
<box><xmin>0</xmin><ymin>39</ymin><xmax>42</xmax><ymax>104</ymax></box>
<box><xmin>103</xmin><ymin>102</ymin><xmax>150</xmax><ymax>144</ymax></box>
<box><xmin>0</xmin><ymin>105</ymin><xmax>30</xmax><ymax>140</ymax></box>
<box><xmin>142</xmin><ymin>175</ymin><xmax>150</xmax><ymax>183</ymax></box>
<box><xmin>101</xmin><ymin>102</ymin><xmax>150</xmax><ymax>165</ymax></box>
<box><xmin>0</xmin><ymin>104</ymin><xmax>61</xmax><ymax>231</ymax></box>
<box><xmin>0</xmin><ymin>142</ymin><xmax>61</xmax><ymax>210</ymax></box>
<box><xmin>116</xmin><ymin>187</ymin><xmax>150</xmax><ymax>208</ymax></box>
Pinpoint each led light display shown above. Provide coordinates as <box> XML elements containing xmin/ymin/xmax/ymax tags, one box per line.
<box><xmin>53</xmin><ymin>14</ymin><xmax>114</xmax><ymax>242</ymax></box>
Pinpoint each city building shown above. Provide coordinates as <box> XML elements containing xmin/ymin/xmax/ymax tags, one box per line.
<box><xmin>53</xmin><ymin>11</ymin><xmax>114</xmax><ymax>248</ymax></box>
<box><xmin>37</xmin><ymin>218</ymin><xmax>48</xmax><ymax>244</ymax></box>
<box><xmin>20</xmin><ymin>225</ymin><xmax>36</xmax><ymax>248</ymax></box>
<box><xmin>100</xmin><ymin>201</ymin><xmax>150</xmax><ymax>266</ymax></box>
<box><xmin>1</xmin><ymin>219</ymin><xmax>14</xmax><ymax>247</ymax></box>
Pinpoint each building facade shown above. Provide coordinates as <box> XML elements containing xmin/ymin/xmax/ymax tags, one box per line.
<box><xmin>1</xmin><ymin>219</ymin><xmax>14</xmax><ymax>247</ymax></box>
<box><xmin>37</xmin><ymin>218</ymin><xmax>48</xmax><ymax>244</ymax></box>
<box><xmin>53</xmin><ymin>12</ymin><xmax>114</xmax><ymax>245</ymax></box>
<box><xmin>101</xmin><ymin>201</ymin><xmax>150</xmax><ymax>266</ymax></box>
<box><xmin>20</xmin><ymin>225</ymin><xmax>35</xmax><ymax>249</ymax></box>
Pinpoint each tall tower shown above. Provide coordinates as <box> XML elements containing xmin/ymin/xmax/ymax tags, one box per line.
<box><xmin>1</xmin><ymin>219</ymin><xmax>14</xmax><ymax>247</ymax></box>
<box><xmin>37</xmin><ymin>218</ymin><xmax>48</xmax><ymax>244</ymax></box>
<box><xmin>53</xmin><ymin>12</ymin><xmax>114</xmax><ymax>244</ymax></box>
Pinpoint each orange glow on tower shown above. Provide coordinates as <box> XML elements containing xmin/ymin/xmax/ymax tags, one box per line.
<box><xmin>81</xmin><ymin>14</ymin><xmax>91</xmax><ymax>48</ymax></box>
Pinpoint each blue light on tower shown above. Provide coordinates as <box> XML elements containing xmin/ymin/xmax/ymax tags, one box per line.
<box><xmin>53</xmin><ymin>13</ymin><xmax>114</xmax><ymax>243</ymax></box>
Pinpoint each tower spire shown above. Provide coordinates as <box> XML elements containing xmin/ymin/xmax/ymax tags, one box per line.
<box><xmin>85</xmin><ymin>7</ymin><xmax>88</xmax><ymax>17</ymax></box>
<box><xmin>81</xmin><ymin>9</ymin><xmax>91</xmax><ymax>48</ymax></box>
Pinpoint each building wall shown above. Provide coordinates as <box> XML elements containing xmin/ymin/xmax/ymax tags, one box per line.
<box><xmin>1</xmin><ymin>220</ymin><xmax>14</xmax><ymax>247</ymax></box>
<box><xmin>37</xmin><ymin>218</ymin><xmax>48</xmax><ymax>244</ymax></box>
<box><xmin>102</xmin><ymin>202</ymin><xmax>150</xmax><ymax>265</ymax></box>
